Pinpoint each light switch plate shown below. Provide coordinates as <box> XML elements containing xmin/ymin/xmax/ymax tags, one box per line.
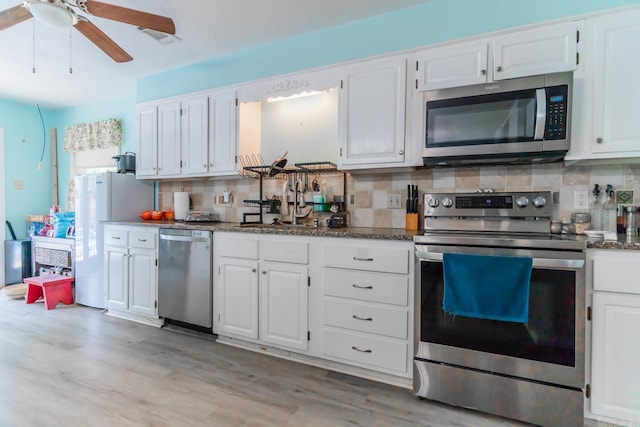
<box><xmin>387</xmin><ymin>194</ymin><xmax>402</xmax><ymax>209</ymax></box>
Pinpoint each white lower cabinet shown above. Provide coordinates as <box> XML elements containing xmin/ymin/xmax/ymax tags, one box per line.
<box><xmin>321</xmin><ymin>239</ymin><xmax>413</xmax><ymax>380</ymax></box>
<box><xmin>260</xmin><ymin>261</ymin><xmax>308</xmax><ymax>351</ymax></box>
<box><xmin>104</xmin><ymin>225</ymin><xmax>161</xmax><ymax>327</ymax></box>
<box><xmin>213</xmin><ymin>232</ymin><xmax>414</xmax><ymax>386</ymax></box>
<box><xmin>591</xmin><ymin>292</ymin><xmax>640</xmax><ymax>420</ymax></box>
<box><xmin>588</xmin><ymin>250</ymin><xmax>640</xmax><ymax>424</ymax></box>
<box><xmin>215</xmin><ymin>233</ymin><xmax>309</xmax><ymax>352</ymax></box>
<box><xmin>218</xmin><ymin>257</ymin><xmax>258</xmax><ymax>339</ymax></box>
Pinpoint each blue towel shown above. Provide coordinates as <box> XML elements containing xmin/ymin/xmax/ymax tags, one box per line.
<box><xmin>442</xmin><ymin>253</ymin><xmax>532</xmax><ymax>323</ymax></box>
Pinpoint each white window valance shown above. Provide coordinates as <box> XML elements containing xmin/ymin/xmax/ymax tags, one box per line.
<box><xmin>63</xmin><ymin>118</ymin><xmax>122</xmax><ymax>152</ymax></box>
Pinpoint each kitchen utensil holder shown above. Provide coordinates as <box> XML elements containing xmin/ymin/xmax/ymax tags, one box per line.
<box><xmin>405</xmin><ymin>213</ymin><xmax>419</xmax><ymax>231</ymax></box>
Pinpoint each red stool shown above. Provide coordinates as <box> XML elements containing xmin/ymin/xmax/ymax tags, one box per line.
<box><xmin>24</xmin><ymin>275</ymin><xmax>75</xmax><ymax>310</ymax></box>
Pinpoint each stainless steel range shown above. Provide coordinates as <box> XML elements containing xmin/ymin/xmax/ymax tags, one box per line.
<box><xmin>414</xmin><ymin>191</ymin><xmax>587</xmax><ymax>427</ymax></box>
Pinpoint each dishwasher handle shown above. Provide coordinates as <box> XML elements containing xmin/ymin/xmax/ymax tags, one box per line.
<box><xmin>160</xmin><ymin>234</ymin><xmax>210</xmax><ymax>243</ymax></box>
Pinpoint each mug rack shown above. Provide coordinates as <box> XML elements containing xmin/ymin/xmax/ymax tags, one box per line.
<box><xmin>242</xmin><ymin>161</ymin><xmax>346</xmax><ymax>224</ymax></box>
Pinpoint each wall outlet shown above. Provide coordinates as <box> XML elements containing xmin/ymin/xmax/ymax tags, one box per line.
<box><xmin>387</xmin><ymin>193</ymin><xmax>402</xmax><ymax>209</ymax></box>
<box><xmin>574</xmin><ymin>190</ymin><xmax>589</xmax><ymax>210</ymax></box>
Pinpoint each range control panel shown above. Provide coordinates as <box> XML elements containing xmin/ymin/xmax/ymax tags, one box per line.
<box><xmin>423</xmin><ymin>191</ymin><xmax>553</xmax><ymax>218</ymax></box>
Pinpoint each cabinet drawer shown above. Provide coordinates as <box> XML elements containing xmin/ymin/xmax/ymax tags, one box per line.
<box><xmin>260</xmin><ymin>240</ymin><xmax>308</xmax><ymax>264</ymax></box>
<box><xmin>218</xmin><ymin>236</ymin><xmax>258</xmax><ymax>259</ymax></box>
<box><xmin>324</xmin><ymin>268</ymin><xmax>408</xmax><ymax>306</ymax></box>
<box><xmin>104</xmin><ymin>228</ymin><xmax>128</xmax><ymax>247</ymax></box>
<box><xmin>128</xmin><ymin>230</ymin><xmax>157</xmax><ymax>249</ymax></box>
<box><xmin>323</xmin><ymin>245</ymin><xmax>409</xmax><ymax>274</ymax></box>
<box><xmin>324</xmin><ymin>299</ymin><xmax>408</xmax><ymax>339</ymax></box>
<box><xmin>323</xmin><ymin>329</ymin><xmax>407</xmax><ymax>373</ymax></box>
<box><xmin>592</xmin><ymin>250</ymin><xmax>640</xmax><ymax>295</ymax></box>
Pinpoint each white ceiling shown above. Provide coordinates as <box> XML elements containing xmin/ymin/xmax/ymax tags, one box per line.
<box><xmin>0</xmin><ymin>0</ymin><xmax>430</xmax><ymax>109</ymax></box>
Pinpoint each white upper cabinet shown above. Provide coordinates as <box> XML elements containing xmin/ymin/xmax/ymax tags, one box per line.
<box><xmin>136</xmin><ymin>89</ymin><xmax>239</xmax><ymax>179</ymax></box>
<box><xmin>567</xmin><ymin>7</ymin><xmax>640</xmax><ymax>161</ymax></box>
<box><xmin>208</xmin><ymin>88</ymin><xmax>238</xmax><ymax>175</ymax></box>
<box><xmin>415</xmin><ymin>21</ymin><xmax>579</xmax><ymax>91</ymax></box>
<box><xmin>157</xmin><ymin>100</ymin><xmax>182</xmax><ymax>176</ymax></box>
<box><xmin>136</xmin><ymin>104</ymin><xmax>158</xmax><ymax>177</ymax></box>
<box><xmin>415</xmin><ymin>42</ymin><xmax>489</xmax><ymax>91</ymax></box>
<box><xmin>492</xmin><ymin>21</ymin><xmax>579</xmax><ymax>80</ymax></box>
<box><xmin>180</xmin><ymin>95</ymin><xmax>209</xmax><ymax>176</ymax></box>
<box><xmin>338</xmin><ymin>55</ymin><xmax>411</xmax><ymax>169</ymax></box>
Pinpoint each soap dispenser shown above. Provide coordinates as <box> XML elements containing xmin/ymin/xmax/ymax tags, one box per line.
<box><xmin>591</xmin><ymin>184</ymin><xmax>602</xmax><ymax>230</ymax></box>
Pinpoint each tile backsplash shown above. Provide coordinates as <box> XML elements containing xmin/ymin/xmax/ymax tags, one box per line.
<box><xmin>158</xmin><ymin>162</ymin><xmax>640</xmax><ymax>229</ymax></box>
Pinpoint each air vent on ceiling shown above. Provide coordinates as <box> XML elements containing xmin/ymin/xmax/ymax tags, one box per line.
<box><xmin>137</xmin><ymin>27</ymin><xmax>181</xmax><ymax>45</ymax></box>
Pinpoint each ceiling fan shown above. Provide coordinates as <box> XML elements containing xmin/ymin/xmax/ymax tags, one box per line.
<box><xmin>0</xmin><ymin>0</ymin><xmax>176</xmax><ymax>63</ymax></box>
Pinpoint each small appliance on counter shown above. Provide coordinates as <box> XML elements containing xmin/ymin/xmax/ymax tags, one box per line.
<box><xmin>328</xmin><ymin>212</ymin><xmax>349</xmax><ymax>228</ymax></box>
<box><xmin>112</xmin><ymin>152</ymin><xmax>136</xmax><ymax>174</ymax></box>
<box><xmin>183</xmin><ymin>211</ymin><xmax>221</xmax><ymax>223</ymax></box>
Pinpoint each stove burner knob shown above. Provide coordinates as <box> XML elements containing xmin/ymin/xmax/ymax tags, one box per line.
<box><xmin>533</xmin><ymin>196</ymin><xmax>547</xmax><ymax>208</ymax></box>
<box><xmin>442</xmin><ymin>197</ymin><xmax>453</xmax><ymax>208</ymax></box>
<box><xmin>428</xmin><ymin>197</ymin><xmax>440</xmax><ymax>208</ymax></box>
<box><xmin>516</xmin><ymin>196</ymin><xmax>530</xmax><ymax>207</ymax></box>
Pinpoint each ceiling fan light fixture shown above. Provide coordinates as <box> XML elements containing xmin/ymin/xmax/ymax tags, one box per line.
<box><xmin>24</xmin><ymin>0</ymin><xmax>77</xmax><ymax>29</ymax></box>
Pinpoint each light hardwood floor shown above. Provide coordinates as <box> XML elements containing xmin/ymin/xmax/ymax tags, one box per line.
<box><xmin>1</xmin><ymin>293</ymin><xmax>585</xmax><ymax>427</ymax></box>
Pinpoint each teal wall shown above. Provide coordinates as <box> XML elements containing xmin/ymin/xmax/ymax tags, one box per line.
<box><xmin>137</xmin><ymin>0</ymin><xmax>640</xmax><ymax>102</ymax></box>
<box><xmin>3</xmin><ymin>0</ymin><xmax>640</xmax><ymax>238</ymax></box>
<box><xmin>1</xmin><ymin>99</ymin><xmax>55</xmax><ymax>239</ymax></box>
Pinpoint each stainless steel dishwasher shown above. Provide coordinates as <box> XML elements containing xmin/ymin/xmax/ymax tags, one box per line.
<box><xmin>158</xmin><ymin>229</ymin><xmax>212</xmax><ymax>329</ymax></box>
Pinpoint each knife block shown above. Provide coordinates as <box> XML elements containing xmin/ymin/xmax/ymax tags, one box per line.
<box><xmin>405</xmin><ymin>213</ymin><xmax>419</xmax><ymax>231</ymax></box>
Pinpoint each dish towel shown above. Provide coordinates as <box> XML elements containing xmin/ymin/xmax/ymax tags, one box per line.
<box><xmin>442</xmin><ymin>253</ymin><xmax>533</xmax><ymax>323</ymax></box>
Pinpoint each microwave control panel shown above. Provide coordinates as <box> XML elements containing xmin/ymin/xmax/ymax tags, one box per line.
<box><xmin>544</xmin><ymin>85</ymin><xmax>568</xmax><ymax>140</ymax></box>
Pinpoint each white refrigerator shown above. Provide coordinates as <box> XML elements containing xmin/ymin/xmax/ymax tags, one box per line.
<box><xmin>75</xmin><ymin>172</ymin><xmax>154</xmax><ymax>308</ymax></box>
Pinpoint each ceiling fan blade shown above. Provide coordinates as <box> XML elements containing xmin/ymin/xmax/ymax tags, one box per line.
<box><xmin>74</xmin><ymin>19</ymin><xmax>132</xmax><ymax>63</ymax></box>
<box><xmin>0</xmin><ymin>4</ymin><xmax>32</xmax><ymax>31</ymax></box>
<box><xmin>82</xmin><ymin>1</ymin><xmax>175</xmax><ymax>34</ymax></box>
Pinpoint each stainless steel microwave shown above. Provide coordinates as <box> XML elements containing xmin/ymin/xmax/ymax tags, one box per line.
<box><xmin>422</xmin><ymin>72</ymin><xmax>572</xmax><ymax>167</ymax></box>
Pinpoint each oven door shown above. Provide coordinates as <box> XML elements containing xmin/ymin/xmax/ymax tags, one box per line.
<box><xmin>414</xmin><ymin>243</ymin><xmax>585</xmax><ymax>389</ymax></box>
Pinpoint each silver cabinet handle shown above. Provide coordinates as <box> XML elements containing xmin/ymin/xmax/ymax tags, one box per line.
<box><xmin>496</xmin><ymin>66</ymin><xmax>503</xmax><ymax>72</ymax></box>
<box><xmin>203</xmin><ymin>164</ymin><xmax>207</xmax><ymax>168</ymax></box>
<box><xmin>352</xmin><ymin>346</ymin><xmax>372</xmax><ymax>353</ymax></box>
<box><xmin>398</xmin><ymin>149</ymin><xmax>404</xmax><ymax>155</ymax></box>
<box><xmin>112</xmin><ymin>236</ymin><xmax>121</xmax><ymax>240</ymax></box>
<box><xmin>352</xmin><ymin>315</ymin><xmax>373</xmax><ymax>321</ymax></box>
<box><xmin>352</xmin><ymin>284</ymin><xmax>373</xmax><ymax>289</ymax></box>
<box><xmin>137</xmin><ymin>238</ymin><xmax>147</xmax><ymax>242</ymax></box>
<box><xmin>353</xmin><ymin>257</ymin><xmax>373</xmax><ymax>261</ymax></box>
<box><xmin>262</xmin><ymin>271</ymin><xmax>266</xmax><ymax>275</ymax></box>
<box><xmin>596</xmin><ymin>137</ymin><xmax>603</xmax><ymax>144</ymax></box>
<box><xmin>480</xmin><ymin>69</ymin><xmax>487</xmax><ymax>75</ymax></box>
<box><xmin>252</xmin><ymin>268</ymin><xmax>256</xmax><ymax>273</ymax></box>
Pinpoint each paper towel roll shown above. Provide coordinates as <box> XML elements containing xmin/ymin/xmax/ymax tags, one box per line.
<box><xmin>174</xmin><ymin>192</ymin><xmax>190</xmax><ymax>220</ymax></box>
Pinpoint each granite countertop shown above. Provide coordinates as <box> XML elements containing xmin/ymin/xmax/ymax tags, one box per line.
<box><xmin>586</xmin><ymin>234</ymin><xmax>640</xmax><ymax>250</ymax></box>
<box><xmin>104</xmin><ymin>221</ymin><xmax>640</xmax><ymax>249</ymax></box>
<box><xmin>105</xmin><ymin>220</ymin><xmax>420</xmax><ymax>241</ymax></box>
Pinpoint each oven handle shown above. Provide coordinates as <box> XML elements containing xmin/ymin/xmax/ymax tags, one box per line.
<box><xmin>416</xmin><ymin>251</ymin><xmax>584</xmax><ymax>270</ymax></box>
